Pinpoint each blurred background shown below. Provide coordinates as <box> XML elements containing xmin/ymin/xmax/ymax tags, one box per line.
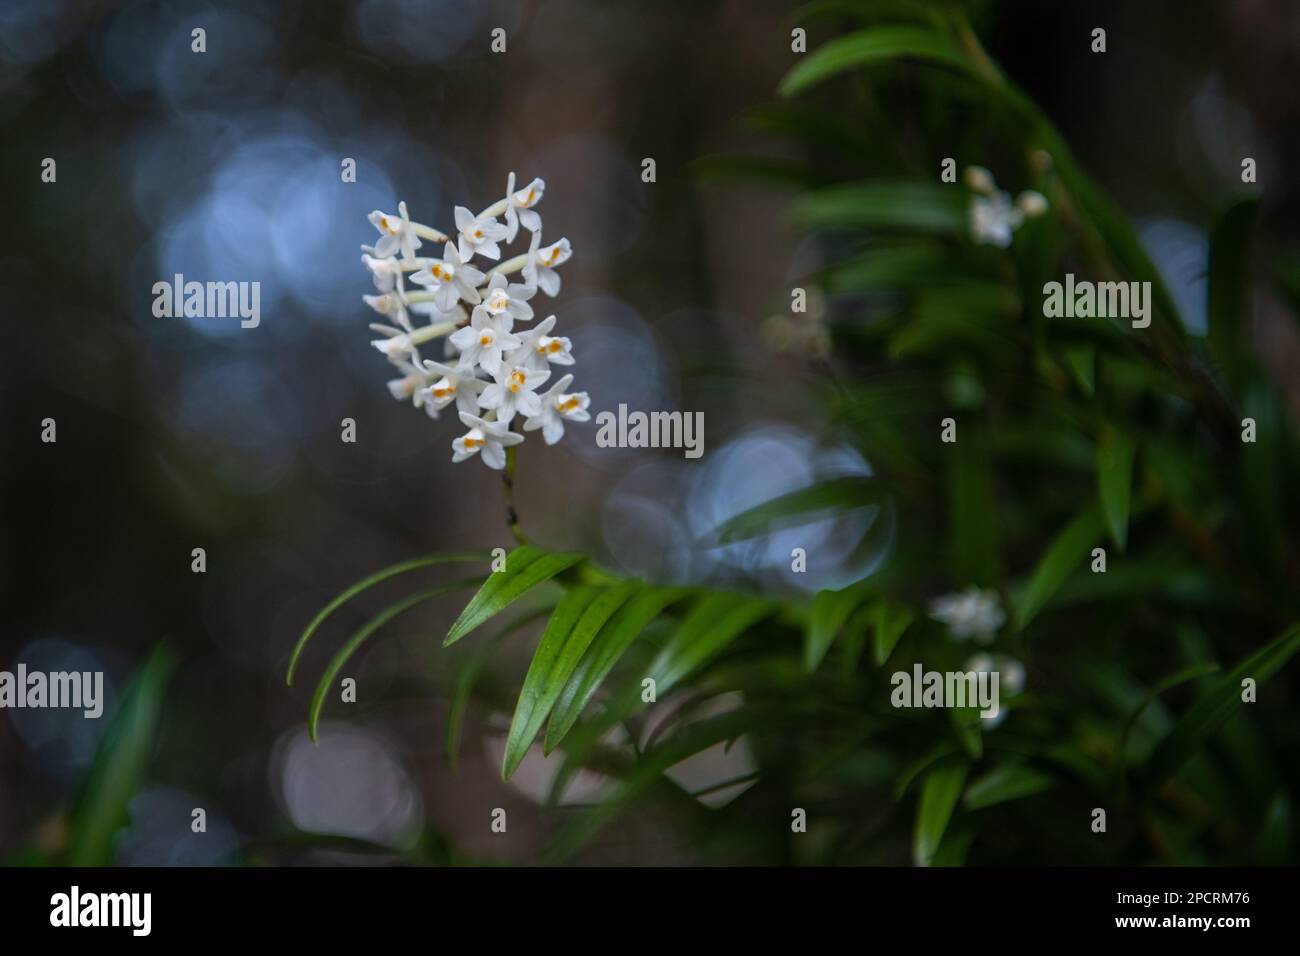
<box><xmin>1</xmin><ymin>0</ymin><xmax>1297</xmax><ymax>865</ymax></box>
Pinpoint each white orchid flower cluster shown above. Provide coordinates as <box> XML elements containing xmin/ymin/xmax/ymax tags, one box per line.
<box><xmin>360</xmin><ymin>173</ymin><xmax>591</xmax><ymax>470</ymax></box>
<box><xmin>965</xmin><ymin>166</ymin><xmax>1048</xmax><ymax>248</ymax></box>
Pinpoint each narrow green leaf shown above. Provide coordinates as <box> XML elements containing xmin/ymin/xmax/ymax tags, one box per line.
<box><xmin>544</xmin><ymin>708</ymin><xmax>755</xmax><ymax>863</ymax></box>
<box><xmin>1143</xmin><ymin>625</ymin><xmax>1300</xmax><ymax>785</ymax></box>
<box><xmin>913</xmin><ymin>759</ymin><xmax>969</xmax><ymax>866</ymax></box>
<box><xmin>447</xmin><ymin>605</ymin><xmax>555</xmax><ymax>773</ymax></box>
<box><xmin>286</xmin><ymin>550</ymin><xmax>487</xmax><ymax>685</ymax></box>
<box><xmin>1207</xmin><ymin>197</ymin><xmax>1260</xmax><ymax>396</ymax></box>
<box><xmin>964</xmin><ymin>764</ymin><xmax>1055</xmax><ymax>810</ymax></box>
<box><xmin>309</xmin><ymin>578</ymin><xmax>480</xmax><ymax>742</ymax></box>
<box><xmin>792</xmin><ymin>181</ymin><xmax>967</xmax><ymax>234</ymax></box>
<box><xmin>65</xmin><ymin>644</ymin><xmax>177</xmax><ymax>866</ymax></box>
<box><xmin>648</xmin><ymin>594</ymin><xmax>776</xmax><ymax>695</ymax></box>
<box><xmin>502</xmin><ymin>583</ymin><xmax>637</xmax><ymax>779</ymax></box>
<box><xmin>708</xmin><ymin>476</ymin><xmax>887</xmax><ymax>544</ymax></box>
<box><xmin>1097</xmin><ymin>425</ymin><xmax>1137</xmax><ymax>550</ymax></box>
<box><xmin>1012</xmin><ymin>505</ymin><xmax>1105</xmax><ymax>631</ymax></box>
<box><xmin>545</xmin><ymin>587</ymin><xmax>688</xmax><ymax>753</ymax></box>
<box><xmin>948</xmin><ymin>428</ymin><xmax>1000</xmax><ymax>586</ymax></box>
<box><xmin>873</xmin><ymin>601</ymin><xmax>914</xmax><ymax>665</ymax></box>
<box><xmin>949</xmin><ymin>707</ymin><xmax>982</xmax><ymax>761</ymax></box>
<box><xmin>804</xmin><ymin>585</ymin><xmax>868</xmax><ymax>672</ymax></box>
<box><xmin>1063</xmin><ymin>346</ymin><xmax>1095</xmax><ymax>396</ymax></box>
<box><xmin>780</xmin><ymin>26</ymin><xmax>972</xmax><ymax>98</ymax></box>
<box><xmin>444</xmin><ymin>546</ymin><xmax>583</xmax><ymax>646</ymax></box>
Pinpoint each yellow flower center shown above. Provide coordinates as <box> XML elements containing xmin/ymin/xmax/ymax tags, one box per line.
<box><xmin>559</xmin><ymin>396</ymin><xmax>580</xmax><ymax>412</ymax></box>
<box><xmin>433</xmin><ymin>385</ymin><xmax>454</xmax><ymax>398</ymax></box>
<box><xmin>509</xmin><ymin>369</ymin><xmax>526</xmax><ymax>394</ymax></box>
<box><xmin>463</xmin><ymin>436</ymin><xmax>482</xmax><ymax>449</ymax></box>
<box><xmin>480</xmin><ymin>333</ymin><xmax>494</xmax><ymax>347</ymax></box>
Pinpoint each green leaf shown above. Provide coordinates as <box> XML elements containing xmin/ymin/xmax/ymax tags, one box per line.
<box><xmin>545</xmin><ymin>708</ymin><xmax>755</xmax><ymax>862</ymax></box>
<box><xmin>65</xmin><ymin>644</ymin><xmax>177</xmax><ymax>866</ymax></box>
<box><xmin>1207</xmin><ymin>196</ymin><xmax>1260</xmax><ymax>396</ymax></box>
<box><xmin>708</xmin><ymin>476</ymin><xmax>887</xmax><ymax>544</ymax></box>
<box><xmin>1143</xmin><ymin>625</ymin><xmax>1300</xmax><ymax>785</ymax></box>
<box><xmin>648</xmin><ymin>593</ymin><xmax>776</xmax><ymax>695</ymax></box>
<box><xmin>1097</xmin><ymin>425</ymin><xmax>1137</xmax><ymax>550</ymax></box>
<box><xmin>780</xmin><ymin>26</ymin><xmax>972</xmax><ymax>98</ymax></box>
<box><xmin>873</xmin><ymin>601</ymin><xmax>914</xmax><ymax>665</ymax></box>
<box><xmin>948</xmin><ymin>427</ymin><xmax>1000</xmax><ymax>586</ymax></box>
<box><xmin>447</xmin><ymin>605</ymin><xmax>555</xmax><ymax>773</ymax></box>
<box><xmin>545</xmin><ymin>587</ymin><xmax>688</xmax><ymax>753</ymax></box>
<box><xmin>444</xmin><ymin>546</ymin><xmax>583</xmax><ymax>646</ymax></box>
<box><xmin>949</xmin><ymin>706</ymin><xmax>982</xmax><ymax>760</ymax></box>
<box><xmin>804</xmin><ymin>585</ymin><xmax>869</xmax><ymax>672</ymax></box>
<box><xmin>1063</xmin><ymin>346</ymin><xmax>1095</xmax><ymax>396</ymax></box>
<box><xmin>286</xmin><ymin>551</ymin><xmax>487</xmax><ymax>685</ymax></box>
<box><xmin>964</xmin><ymin>764</ymin><xmax>1055</xmax><ymax>810</ymax></box>
<box><xmin>309</xmin><ymin>578</ymin><xmax>480</xmax><ymax>742</ymax></box>
<box><xmin>1012</xmin><ymin>505</ymin><xmax>1105</xmax><ymax>631</ymax></box>
<box><xmin>502</xmin><ymin>583</ymin><xmax>638</xmax><ymax>779</ymax></box>
<box><xmin>792</xmin><ymin>181</ymin><xmax>967</xmax><ymax>234</ymax></box>
<box><xmin>913</xmin><ymin>759</ymin><xmax>969</xmax><ymax>866</ymax></box>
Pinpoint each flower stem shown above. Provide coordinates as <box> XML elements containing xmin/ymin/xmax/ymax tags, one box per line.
<box><xmin>502</xmin><ymin>424</ymin><xmax>527</xmax><ymax>546</ymax></box>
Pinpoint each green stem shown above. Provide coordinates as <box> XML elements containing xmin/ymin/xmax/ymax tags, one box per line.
<box><xmin>502</xmin><ymin>424</ymin><xmax>527</xmax><ymax>546</ymax></box>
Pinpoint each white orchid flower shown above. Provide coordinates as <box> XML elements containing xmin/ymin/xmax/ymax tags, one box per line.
<box><xmin>522</xmin><ymin>231</ymin><xmax>572</xmax><ymax>296</ymax></box>
<box><xmin>453</xmin><ymin>412</ymin><xmax>523</xmax><ymax>470</ymax></box>
<box><xmin>929</xmin><ymin>587</ymin><xmax>1006</xmax><ymax>644</ymax></box>
<box><xmin>523</xmin><ymin>374</ymin><xmax>590</xmax><ymax>445</ymax></box>
<box><xmin>448</xmin><ymin>308</ymin><xmax>521</xmax><ymax>377</ymax></box>
<box><xmin>363</xmin><ymin>291</ymin><xmax>412</xmax><ymax>331</ymax></box>
<box><xmin>454</xmin><ymin>205</ymin><xmax>508</xmax><ymax>261</ymax></box>
<box><xmin>505</xmin><ymin>314</ymin><xmax>556</xmax><ymax>369</ymax></box>
<box><xmin>367</xmin><ymin>201</ymin><xmax>422</xmax><ymax>260</ymax></box>
<box><xmin>416</xmin><ymin>360</ymin><xmax>488</xmax><ymax>416</ymax></box>
<box><xmin>478</xmin><ymin>364</ymin><xmax>551</xmax><ymax>425</ymax></box>
<box><xmin>533</xmin><ymin>333</ymin><xmax>573</xmax><ymax>368</ymax></box>
<box><xmin>361</xmin><ymin>253</ymin><xmax>404</xmax><ymax>292</ymax></box>
<box><xmin>965</xmin><ymin>167</ymin><xmax>1049</xmax><ymax>248</ymax></box>
<box><xmin>410</xmin><ymin>240</ymin><xmax>485</xmax><ymax>312</ymax></box>
<box><xmin>963</xmin><ymin>653</ymin><xmax>1026</xmax><ymax>726</ymax></box>
<box><xmin>503</xmin><ymin>171</ymin><xmax>545</xmax><ymax>242</ymax></box>
<box><xmin>475</xmin><ymin>272</ymin><xmax>535</xmax><ymax>325</ymax></box>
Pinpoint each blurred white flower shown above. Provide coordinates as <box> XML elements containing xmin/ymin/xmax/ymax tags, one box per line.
<box><xmin>362</xmin><ymin>253</ymin><xmax>404</xmax><ymax>292</ymax></box>
<box><xmin>964</xmin><ymin>653</ymin><xmax>1026</xmax><ymax>726</ymax></box>
<box><xmin>929</xmin><ymin>587</ymin><xmax>1006</xmax><ymax>643</ymax></box>
<box><xmin>966</xmin><ymin>168</ymin><xmax>1049</xmax><ymax>248</ymax></box>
